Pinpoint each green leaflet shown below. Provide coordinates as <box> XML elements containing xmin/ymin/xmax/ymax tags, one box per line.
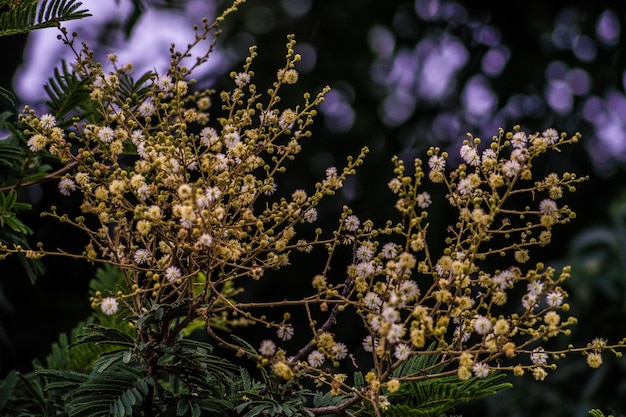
<box><xmin>0</xmin><ymin>0</ymin><xmax>90</xmax><ymax>37</ymax></box>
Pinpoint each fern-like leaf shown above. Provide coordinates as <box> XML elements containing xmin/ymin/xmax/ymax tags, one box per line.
<box><xmin>44</xmin><ymin>60</ymin><xmax>93</xmax><ymax>124</ymax></box>
<box><xmin>0</xmin><ymin>0</ymin><xmax>91</xmax><ymax>37</ymax></box>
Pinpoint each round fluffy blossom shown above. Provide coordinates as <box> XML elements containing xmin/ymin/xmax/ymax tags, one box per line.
<box><xmin>133</xmin><ymin>249</ymin><xmax>151</xmax><ymax>265</ymax></box>
<box><xmin>381</xmin><ymin>242</ymin><xmax>399</xmax><ymax>259</ymax></box>
<box><xmin>308</xmin><ymin>350</ymin><xmax>325</xmax><ymax>367</ymax></box>
<box><xmin>459</xmin><ymin>144</ymin><xmax>480</xmax><ymax>166</ymax></box>
<box><xmin>199</xmin><ymin>127</ymin><xmax>219</xmax><ymax>146</ymax></box>
<box><xmin>303</xmin><ymin>208</ymin><xmax>318</xmax><ymax>223</ymax></box>
<box><xmin>539</xmin><ymin>199</ymin><xmax>558</xmax><ymax>215</ymax></box>
<box><xmin>586</xmin><ymin>352</ymin><xmax>603</xmax><ymax>368</ymax></box>
<box><xmin>472</xmin><ymin>362</ymin><xmax>489</xmax><ymax>378</ymax></box>
<box><xmin>530</xmin><ymin>347</ymin><xmax>548</xmax><ymax>366</ymax></box>
<box><xmin>545</xmin><ymin>291</ymin><xmax>564</xmax><ymax>307</ymax></box>
<box><xmin>234</xmin><ymin>72</ymin><xmax>251</xmax><ymax>88</ymax></box>
<box><xmin>394</xmin><ymin>343</ymin><xmax>411</xmax><ymax>361</ymax></box>
<box><xmin>510</xmin><ymin>131</ymin><xmax>528</xmax><ymax>148</ymax></box>
<box><xmin>197</xmin><ymin>233</ymin><xmax>213</xmax><ymax>247</ymax></box>
<box><xmin>27</xmin><ymin>134</ymin><xmax>48</xmax><ymax>152</ymax></box>
<box><xmin>502</xmin><ymin>160</ymin><xmax>521</xmax><ymax>178</ymax></box>
<box><xmin>58</xmin><ymin>178</ymin><xmax>76</xmax><ymax>196</ymax></box>
<box><xmin>165</xmin><ymin>265</ymin><xmax>182</xmax><ymax>283</ymax></box>
<box><xmin>97</xmin><ymin>126</ymin><xmax>115</xmax><ymax>143</ymax></box>
<box><xmin>416</xmin><ymin>192</ymin><xmax>431</xmax><ymax>209</ymax></box>
<box><xmin>259</xmin><ymin>340</ymin><xmax>276</xmax><ymax>357</ymax></box>
<box><xmin>331</xmin><ymin>342</ymin><xmax>348</xmax><ymax>360</ymax></box>
<box><xmin>362</xmin><ymin>335</ymin><xmax>376</xmax><ymax>352</ymax></box>
<box><xmin>277</xmin><ymin>325</ymin><xmax>294</xmax><ymax>341</ymax></box>
<box><xmin>156</xmin><ymin>75</ymin><xmax>173</xmax><ymax>92</ymax></box>
<box><xmin>542</xmin><ymin>128</ymin><xmax>559</xmax><ymax>145</ymax></box>
<box><xmin>344</xmin><ymin>215</ymin><xmax>360</xmax><ymax>232</ymax></box>
<box><xmin>137</xmin><ymin>98</ymin><xmax>155</xmax><ymax>117</ymax></box>
<box><xmin>428</xmin><ymin>155</ymin><xmax>446</xmax><ymax>171</ymax></box>
<box><xmin>206</xmin><ymin>186</ymin><xmax>221</xmax><ymax>202</ymax></box>
<box><xmin>40</xmin><ymin>113</ymin><xmax>56</xmax><ymax>129</ymax></box>
<box><xmin>100</xmin><ymin>297</ymin><xmax>119</xmax><ymax>315</ymax></box>
<box><xmin>473</xmin><ymin>315</ymin><xmax>492</xmax><ymax>335</ymax></box>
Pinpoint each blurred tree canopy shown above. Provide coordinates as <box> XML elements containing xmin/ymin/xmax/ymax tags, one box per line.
<box><xmin>1</xmin><ymin>0</ymin><xmax>625</xmax><ymax>416</ymax></box>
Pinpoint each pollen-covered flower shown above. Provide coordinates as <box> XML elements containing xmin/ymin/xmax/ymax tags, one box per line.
<box><xmin>344</xmin><ymin>215</ymin><xmax>360</xmax><ymax>232</ymax></box>
<box><xmin>279</xmin><ymin>109</ymin><xmax>298</xmax><ymax>130</ymax></box>
<box><xmin>101</xmin><ymin>297</ymin><xmax>119</xmax><ymax>315</ymax></box>
<box><xmin>200</xmin><ymin>127</ymin><xmax>219</xmax><ymax>146</ymax></box>
<box><xmin>428</xmin><ymin>155</ymin><xmax>446</xmax><ymax>172</ymax></box>
<box><xmin>234</xmin><ymin>72</ymin><xmax>251</xmax><ymax>88</ymax></box>
<box><xmin>502</xmin><ymin>160</ymin><xmax>521</xmax><ymax>178</ymax></box>
<box><xmin>394</xmin><ymin>343</ymin><xmax>411</xmax><ymax>361</ymax></box>
<box><xmin>331</xmin><ymin>342</ymin><xmax>348</xmax><ymax>360</ymax></box>
<box><xmin>197</xmin><ymin>233</ymin><xmax>213</xmax><ymax>247</ymax></box>
<box><xmin>472</xmin><ymin>362</ymin><xmax>489</xmax><ymax>378</ymax></box>
<box><xmin>259</xmin><ymin>340</ymin><xmax>276</xmax><ymax>357</ymax></box>
<box><xmin>545</xmin><ymin>291</ymin><xmax>564</xmax><ymax>307</ymax></box>
<box><xmin>510</xmin><ymin>131</ymin><xmax>527</xmax><ymax>148</ymax></box>
<box><xmin>277</xmin><ymin>325</ymin><xmax>294</xmax><ymax>341</ymax></box>
<box><xmin>473</xmin><ymin>315</ymin><xmax>492</xmax><ymax>335</ymax></box>
<box><xmin>97</xmin><ymin>126</ymin><xmax>115</xmax><ymax>143</ymax></box>
<box><xmin>586</xmin><ymin>352</ymin><xmax>603</xmax><ymax>368</ymax></box>
<box><xmin>134</xmin><ymin>249</ymin><xmax>151</xmax><ymax>265</ymax></box>
<box><xmin>362</xmin><ymin>335</ymin><xmax>376</xmax><ymax>352</ymax></box>
<box><xmin>460</xmin><ymin>144</ymin><xmax>480</xmax><ymax>166</ymax></box>
<box><xmin>530</xmin><ymin>347</ymin><xmax>548</xmax><ymax>366</ymax></box>
<box><xmin>542</xmin><ymin>128</ymin><xmax>559</xmax><ymax>145</ymax></box>
<box><xmin>27</xmin><ymin>134</ymin><xmax>48</xmax><ymax>152</ymax></box>
<box><xmin>416</xmin><ymin>192</ymin><xmax>431</xmax><ymax>209</ymax></box>
<box><xmin>58</xmin><ymin>178</ymin><xmax>76</xmax><ymax>196</ymax></box>
<box><xmin>539</xmin><ymin>199</ymin><xmax>558</xmax><ymax>215</ymax></box>
<box><xmin>308</xmin><ymin>350</ymin><xmax>325</xmax><ymax>367</ymax></box>
<box><xmin>137</xmin><ymin>98</ymin><xmax>155</xmax><ymax>117</ymax></box>
<box><xmin>40</xmin><ymin>113</ymin><xmax>57</xmax><ymax>129</ymax></box>
<box><xmin>165</xmin><ymin>265</ymin><xmax>182</xmax><ymax>283</ymax></box>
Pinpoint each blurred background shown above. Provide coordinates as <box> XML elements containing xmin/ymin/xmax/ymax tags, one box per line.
<box><xmin>1</xmin><ymin>0</ymin><xmax>626</xmax><ymax>416</ymax></box>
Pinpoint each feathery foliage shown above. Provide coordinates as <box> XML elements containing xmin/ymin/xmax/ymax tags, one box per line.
<box><xmin>0</xmin><ymin>0</ymin><xmax>90</xmax><ymax>37</ymax></box>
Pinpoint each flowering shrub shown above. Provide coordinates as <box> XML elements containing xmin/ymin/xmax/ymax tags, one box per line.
<box><xmin>0</xmin><ymin>1</ymin><xmax>624</xmax><ymax>416</ymax></box>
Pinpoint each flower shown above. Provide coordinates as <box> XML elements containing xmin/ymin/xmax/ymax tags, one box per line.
<box><xmin>259</xmin><ymin>340</ymin><xmax>276</xmax><ymax>356</ymax></box>
<box><xmin>545</xmin><ymin>291</ymin><xmax>563</xmax><ymax>307</ymax></box>
<box><xmin>27</xmin><ymin>134</ymin><xmax>48</xmax><ymax>152</ymax></box>
<box><xmin>101</xmin><ymin>297</ymin><xmax>119</xmax><ymax>315</ymax></box>
<box><xmin>165</xmin><ymin>265</ymin><xmax>182</xmax><ymax>282</ymax></box>
<box><xmin>331</xmin><ymin>342</ymin><xmax>348</xmax><ymax>360</ymax></box>
<box><xmin>381</xmin><ymin>242</ymin><xmax>398</xmax><ymax>259</ymax></box>
<box><xmin>502</xmin><ymin>160</ymin><xmax>521</xmax><ymax>177</ymax></box>
<box><xmin>277</xmin><ymin>325</ymin><xmax>294</xmax><ymax>341</ymax></box>
<box><xmin>416</xmin><ymin>192</ymin><xmax>431</xmax><ymax>209</ymax></box>
<box><xmin>510</xmin><ymin>131</ymin><xmax>527</xmax><ymax>148</ymax></box>
<box><xmin>362</xmin><ymin>335</ymin><xmax>376</xmax><ymax>352</ymax></box>
<box><xmin>542</xmin><ymin>128</ymin><xmax>559</xmax><ymax>145</ymax></box>
<box><xmin>308</xmin><ymin>350</ymin><xmax>325</xmax><ymax>367</ymax></box>
<box><xmin>58</xmin><ymin>178</ymin><xmax>76</xmax><ymax>196</ymax></box>
<box><xmin>156</xmin><ymin>75</ymin><xmax>173</xmax><ymax>92</ymax></box>
<box><xmin>472</xmin><ymin>362</ymin><xmax>489</xmax><ymax>378</ymax></box>
<box><xmin>344</xmin><ymin>215</ymin><xmax>360</xmax><ymax>232</ymax></box>
<box><xmin>206</xmin><ymin>186</ymin><xmax>221</xmax><ymax>202</ymax></box>
<box><xmin>137</xmin><ymin>98</ymin><xmax>155</xmax><ymax>117</ymax></box>
<box><xmin>40</xmin><ymin>113</ymin><xmax>56</xmax><ymax>129</ymax></box>
<box><xmin>473</xmin><ymin>315</ymin><xmax>492</xmax><ymax>335</ymax></box>
<box><xmin>460</xmin><ymin>144</ymin><xmax>480</xmax><ymax>166</ymax></box>
<box><xmin>197</xmin><ymin>233</ymin><xmax>213</xmax><ymax>247</ymax></box>
<box><xmin>394</xmin><ymin>343</ymin><xmax>411</xmax><ymax>361</ymax></box>
<box><xmin>234</xmin><ymin>72</ymin><xmax>251</xmax><ymax>88</ymax></box>
<box><xmin>97</xmin><ymin>126</ymin><xmax>115</xmax><ymax>143</ymax></box>
<box><xmin>200</xmin><ymin>127</ymin><xmax>219</xmax><ymax>146</ymax></box>
<box><xmin>586</xmin><ymin>352</ymin><xmax>603</xmax><ymax>368</ymax></box>
<box><xmin>539</xmin><ymin>199</ymin><xmax>558</xmax><ymax>215</ymax></box>
<box><xmin>428</xmin><ymin>155</ymin><xmax>446</xmax><ymax>171</ymax></box>
<box><xmin>530</xmin><ymin>347</ymin><xmax>548</xmax><ymax>366</ymax></box>
<box><xmin>133</xmin><ymin>249</ymin><xmax>151</xmax><ymax>265</ymax></box>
